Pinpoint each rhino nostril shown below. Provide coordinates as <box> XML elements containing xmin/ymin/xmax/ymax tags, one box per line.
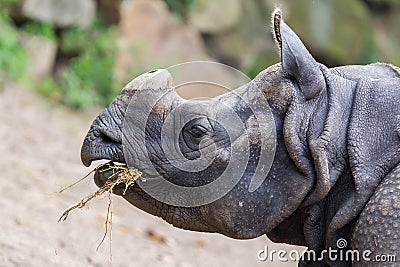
<box><xmin>100</xmin><ymin>133</ymin><xmax>116</xmax><ymax>144</ymax></box>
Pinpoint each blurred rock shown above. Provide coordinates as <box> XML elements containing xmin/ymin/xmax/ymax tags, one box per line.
<box><xmin>97</xmin><ymin>0</ymin><xmax>121</xmax><ymax>25</ymax></box>
<box><xmin>115</xmin><ymin>0</ymin><xmax>209</xmax><ymax>84</ymax></box>
<box><xmin>370</xmin><ymin>9</ymin><xmax>400</xmax><ymax>65</ymax></box>
<box><xmin>188</xmin><ymin>0</ymin><xmax>242</xmax><ymax>34</ymax></box>
<box><xmin>205</xmin><ymin>0</ymin><xmax>278</xmax><ymax>70</ymax></box>
<box><xmin>22</xmin><ymin>0</ymin><xmax>96</xmax><ymax>28</ymax></box>
<box><xmin>363</xmin><ymin>0</ymin><xmax>400</xmax><ymax>10</ymax></box>
<box><xmin>2</xmin><ymin>1</ymin><xmax>25</xmax><ymax>24</ymax></box>
<box><xmin>20</xmin><ymin>33</ymin><xmax>57</xmax><ymax>83</ymax></box>
<box><xmin>272</xmin><ymin>0</ymin><xmax>372</xmax><ymax>65</ymax></box>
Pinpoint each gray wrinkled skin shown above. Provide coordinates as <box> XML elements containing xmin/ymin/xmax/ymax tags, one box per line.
<box><xmin>80</xmin><ymin>10</ymin><xmax>400</xmax><ymax>266</ymax></box>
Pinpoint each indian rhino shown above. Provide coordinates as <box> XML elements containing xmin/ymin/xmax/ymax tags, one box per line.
<box><xmin>80</xmin><ymin>10</ymin><xmax>400</xmax><ymax>266</ymax></box>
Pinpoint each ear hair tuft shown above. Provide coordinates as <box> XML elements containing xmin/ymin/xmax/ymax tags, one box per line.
<box><xmin>272</xmin><ymin>8</ymin><xmax>282</xmax><ymax>49</ymax></box>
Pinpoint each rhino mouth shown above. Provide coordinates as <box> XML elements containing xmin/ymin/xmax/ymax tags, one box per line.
<box><xmin>92</xmin><ymin>162</ymin><xmax>135</xmax><ymax>191</ymax></box>
<box><xmin>80</xmin><ymin>123</ymin><xmax>133</xmax><ymax>188</ymax></box>
<box><xmin>81</xmin><ymin>124</ymin><xmax>125</xmax><ymax>167</ymax></box>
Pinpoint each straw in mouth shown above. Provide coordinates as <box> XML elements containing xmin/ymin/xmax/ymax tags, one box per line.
<box><xmin>58</xmin><ymin>161</ymin><xmax>143</xmax><ymax>223</ymax></box>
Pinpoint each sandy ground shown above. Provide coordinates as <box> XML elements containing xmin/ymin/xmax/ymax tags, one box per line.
<box><xmin>0</xmin><ymin>86</ymin><xmax>303</xmax><ymax>267</ymax></box>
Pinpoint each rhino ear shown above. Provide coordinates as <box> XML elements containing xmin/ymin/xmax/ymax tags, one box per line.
<box><xmin>272</xmin><ymin>9</ymin><xmax>325</xmax><ymax>100</ymax></box>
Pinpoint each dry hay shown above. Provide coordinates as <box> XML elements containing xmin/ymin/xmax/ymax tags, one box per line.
<box><xmin>58</xmin><ymin>161</ymin><xmax>143</xmax><ymax>256</ymax></box>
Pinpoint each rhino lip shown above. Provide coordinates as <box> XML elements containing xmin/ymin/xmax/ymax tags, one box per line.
<box><xmin>80</xmin><ymin>125</ymin><xmax>140</xmax><ymax>191</ymax></box>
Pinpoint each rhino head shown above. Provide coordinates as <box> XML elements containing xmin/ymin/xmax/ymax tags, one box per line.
<box><xmin>81</xmin><ymin>11</ymin><xmax>315</xmax><ymax>240</ymax></box>
<box><xmin>81</xmin><ymin>9</ymin><xmax>325</xmax><ymax>239</ymax></box>
<box><xmin>80</xmin><ymin>10</ymin><xmax>400</xmax><ymax>246</ymax></box>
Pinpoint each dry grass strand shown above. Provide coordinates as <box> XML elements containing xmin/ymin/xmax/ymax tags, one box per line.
<box><xmin>58</xmin><ymin>163</ymin><xmax>142</xmax><ymax>222</ymax></box>
<box><xmin>58</xmin><ymin>162</ymin><xmax>143</xmax><ymax>258</ymax></box>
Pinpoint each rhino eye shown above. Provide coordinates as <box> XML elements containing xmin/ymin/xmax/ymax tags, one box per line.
<box><xmin>189</xmin><ymin>125</ymin><xmax>207</xmax><ymax>138</ymax></box>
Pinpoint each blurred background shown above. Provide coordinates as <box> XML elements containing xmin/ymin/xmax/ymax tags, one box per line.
<box><xmin>2</xmin><ymin>0</ymin><xmax>400</xmax><ymax>108</ymax></box>
<box><xmin>1</xmin><ymin>0</ymin><xmax>400</xmax><ymax>266</ymax></box>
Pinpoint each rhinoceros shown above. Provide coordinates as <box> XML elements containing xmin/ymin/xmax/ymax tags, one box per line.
<box><xmin>80</xmin><ymin>10</ymin><xmax>400</xmax><ymax>266</ymax></box>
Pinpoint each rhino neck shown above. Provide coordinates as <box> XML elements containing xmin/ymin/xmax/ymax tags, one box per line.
<box><xmin>273</xmin><ymin>63</ymin><xmax>400</xmax><ymax>206</ymax></box>
<box><xmin>299</xmin><ymin>63</ymin><xmax>400</xmax><ymax>206</ymax></box>
<box><xmin>284</xmin><ymin>66</ymin><xmax>358</xmax><ymax>207</ymax></box>
<box><xmin>266</xmin><ymin>67</ymin><xmax>357</xmax><ymax>247</ymax></box>
<box><xmin>272</xmin><ymin>64</ymin><xmax>400</xmax><ymax>250</ymax></box>
<box><xmin>265</xmin><ymin>65</ymin><xmax>356</xmax><ymax>246</ymax></box>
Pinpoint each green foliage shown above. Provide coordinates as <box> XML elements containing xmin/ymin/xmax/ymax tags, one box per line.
<box><xmin>36</xmin><ymin>77</ymin><xmax>61</xmax><ymax>100</ymax></box>
<box><xmin>0</xmin><ymin>13</ymin><xmax>27</xmax><ymax>85</ymax></box>
<box><xmin>0</xmin><ymin>0</ymin><xmax>22</xmax><ymax>4</ymax></box>
<box><xmin>164</xmin><ymin>0</ymin><xmax>198</xmax><ymax>20</ymax></box>
<box><xmin>61</xmin><ymin>27</ymin><xmax>91</xmax><ymax>54</ymax></box>
<box><xmin>361</xmin><ymin>28</ymin><xmax>380</xmax><ymax>64</ymax></box>
<box><xmin>23</xmin><ymin>21</ymin><xmax>56</xmax><ymax>41</ymax></box>
<box><xmin>0</xmin><ymin>0</ymin><xmax>22</xmax><ymax>11</ymax></box>
<box><xmin>60</xmin><ymin>68</ymin><xmax>102</xmax><ymax>108</ymax></box>
<box><xmin>61</xmin><ymin>17</ymin><xmax>115</xmax><ymax>54</ymax></box>
<box><xmin>245</xmin><ymin>52</ymin><xmax>278</xmax><ymax>79</ymax></box>
<box><xmin>36</xmin><ymin>17</ymin><xmax>118</xmax><ymax>109</ymax></box>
